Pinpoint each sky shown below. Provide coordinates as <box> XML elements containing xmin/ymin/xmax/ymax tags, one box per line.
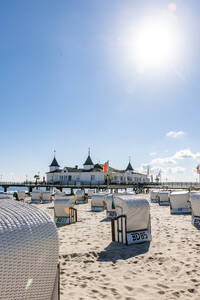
<box><xmin>1</xmin><ymin>0</ymin><xmax>200</xmax><ymax>182</ymax></box>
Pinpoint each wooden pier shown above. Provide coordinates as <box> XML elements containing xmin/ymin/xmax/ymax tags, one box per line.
<box><xmin>1</xmin><ymin>181</ymin><xmax>200</xmax><ymax>193</ymax></box>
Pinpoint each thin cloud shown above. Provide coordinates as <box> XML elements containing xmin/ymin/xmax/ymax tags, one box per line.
<box><xmin>166</xmin><ymin>131</ymin><xmax>185</xmax><ymax>138</ymax></box>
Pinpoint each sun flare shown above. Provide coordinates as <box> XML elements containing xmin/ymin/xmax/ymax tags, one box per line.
<box><xmin>133</xmin><ymin>16</ymin><xmax>178</xmax><ymax>71</ymax></box>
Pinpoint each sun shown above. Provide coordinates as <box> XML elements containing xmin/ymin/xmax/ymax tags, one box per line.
<box><xmin>133</xmin><ymin>16</ymin><xmax>178</xmax><ymax>71</ymax></box>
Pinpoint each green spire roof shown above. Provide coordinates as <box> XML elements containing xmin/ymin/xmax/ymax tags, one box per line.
<box><xmin>126</xmin><ymin>162</ymin><xmax>133</xmax><ymax>171</ymax></box>
<box><xmin>83</xmin><ymin>155</ymin><xmax>94</xmax><ymax>166</ymax></box>
<box><xmin>49</xmin><ymin>157</ymin><xmax>60</xmax><ymax>167</ymax></box>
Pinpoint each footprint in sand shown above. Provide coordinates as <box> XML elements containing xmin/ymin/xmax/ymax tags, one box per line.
<box><xmin>125</xmin><ymin>286</ymin><xmax>133</xmax><ymax>291</ymax></box>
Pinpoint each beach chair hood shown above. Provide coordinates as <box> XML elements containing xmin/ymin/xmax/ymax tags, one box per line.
<box><xmin>113</xmin><ymin>195</ymin><xmax>150</xmax><ymax>232</ymax></box>
<box><xmin>0</xmin><ymin>198</ymin><xmax>59</xmax><ymax>299</ymax></box>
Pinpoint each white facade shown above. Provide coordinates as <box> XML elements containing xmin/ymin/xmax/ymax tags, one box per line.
<box><xmin>46</xmin><ymin>155</ymin><xmax>149</xmax><ymax>185</ymax></box>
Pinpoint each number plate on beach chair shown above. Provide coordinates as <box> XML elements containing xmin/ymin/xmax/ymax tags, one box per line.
<box><xmin>192</xmin><ymin>217</ymin><xmax>200</xmax><ymax>228</ymax></box>
<box><xmin>76</xmin><ymin>200</ymin><xmax>86</xmax><ymax>204</ymax></box>
<box><xmin>91</xmin><ymin>206</ymin><xmax>104</xmax><ymax>212</ymax></box>
<box><xmin>159</xmin><ymin>201</ymin><xmax>170</xmax><ymax>206</ymax></box>
<box><xmin>151</xmin><ymin>199</ymin><xmax>158</xmax><ymax>203</ymax></box>
<box><xmin>107</xmin><ymin>211</ymin><xmax>117</xmax><ymax>218</ymax></box>
<box><xmin>127</xmin><ymin>230</ymin><xmax>151</xmax><ymax>245</ymax></box>
<box><xmin>55</xmin><ymin>217</ymin><xmax>70</xmax><ymax>225</ymax></box>
<box><xmin>171</xmin><ymin>207</ymin><xmax>191</xmax><ymax>214</ymax></box>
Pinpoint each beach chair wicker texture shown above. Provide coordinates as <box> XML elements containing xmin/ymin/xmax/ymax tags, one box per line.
<box><xmin>0</xmin><ymin>199</ymin><xmax>59</xmax><ymax>300</ymax></box>
<box><xmin>91</xmin><ymin>193</ymin><xmax>107</xmax><ymax>208</ymax></box>
<box><xmin>170</xmin><ymin>191</ymin><xmax>190</xmax><ymax>212</ymax></box>
<box><xmin>114</xmin><ymin>195</ymin><xmax>150</xmax><ymax>232</ymax></box>
<box><xmin>54</xmin><ymin>196</ymin><xmax>75</xmax><ymax>217</ymax></box>
<box><xmin>190</xmin><ymin>192</ymin><xmax>200</xmax><ymax>217</ymax></box>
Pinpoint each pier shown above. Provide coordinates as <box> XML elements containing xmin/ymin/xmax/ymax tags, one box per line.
<box><xmin>1</xmin><ymin>181</ymin><xmax>200</xmax><ymax>193</ymax></box>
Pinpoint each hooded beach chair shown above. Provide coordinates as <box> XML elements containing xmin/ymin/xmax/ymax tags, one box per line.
<box><xmin>170</xmin><ymin>191</ymin><xmax>191</xmax><ymax>214</ymax></box>
<box><xmin>91</xmin><ymin>192</ymin><xmax>107</xmax><ymax>212</ymax></box>
<box><xmin>75</xmin><ymin>189</ymin><xmax>87</xmax><ymax>204</ymax></box>
<box><xmin>158</xmin><ymin>191</ymin><xmax>170</xmax><ymax>206</ymax></box>
<box><xmin>42</xmin><ymin>191</ymin><xmax>52</xmax><ymax>204</ymax></box>
<box><xmin>17</xmin><ymin>190</ymin><xmax>26</xmax><ymax>202</ymax></box>
<box><xmin>189</xmin><ymin>192</ymin><xmax>200</xmax><ymax>228</ymax></box>
<box><xmin>54</xmin><ymin>196</ymin><xmax>77</xmax><ymax>225</ymax></box>
<box><xmin>150</xmin><ymin>190</ymin><xmax>159</xmax><ymax>203</ymax></box>
<box><xmin>111</xmin><ymin>194</ymin><xmax>151</xmax><ymax>245</ymax></box>
<box><xmin>0</xmin><ymin>198</ymin><xmax>59</xmax><ymax>300</ymax></box>
<box><xmin>31</xmin><ymin>190</ymin><xmax>41</xmax><ymax>204</ymax></box>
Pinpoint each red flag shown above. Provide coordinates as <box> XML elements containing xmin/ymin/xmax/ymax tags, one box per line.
<box><xmin>103</xmin><ymin>162</ymin><xmax>107</xmax><ymax>173</ymax></box>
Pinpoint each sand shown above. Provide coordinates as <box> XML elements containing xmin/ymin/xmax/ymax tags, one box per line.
<box><xmin>35</xmin><ymin>196</ymin><xmax>200</xmax><ymax>300</ymax></box>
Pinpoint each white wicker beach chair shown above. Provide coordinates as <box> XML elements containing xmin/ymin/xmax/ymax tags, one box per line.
<box><xmin>88</xmin><ymin>189</ymin><xmax>95</xmax><ymax>198</ymax></box>
<box><xmin>31</xmin><ymin>190</ymin><xmax>41</xmax><ymax>204</ymax></box>
<box><xmin>150</xmin><ymin>190</ymin><xmax>159</xmax><ymax>203</ymax></box>
<box><xmin>42</xmin><ymin>191</ymin><xmax>52</xmax><ymax>204</ymax></box>
<box><xmin>0</xmin><ymin>193</ymin><xmax>11</xmax><ymax>199</ymax></box>
<box><xmin>111</xmin><ymin>194</ymin><xmax>151</xmax><ymax>245</ymax></box>
<box><xmin>75</xmin><ymin>189</ymin><xmax>87</xmax><ymax>204</ymax></box>
<box><xmin>0</xmin><ymin>198</ymin><xmax>59</xmax><ymax>300</ymax></box>
<box><xmin>158</xmin><ymin>191</ymin><xmax>170</xmax><ymax>206</ymax></box>
<box><xmin>54</xmin><ymin>196</ymin><xmax>77</xmax><ymax>225</ymax></box>
<box><xmin>91</xmin><ymin>192</ymin><xmax>107</xmax><ymax>212</ymax></box>
<box><xmin>170</xmin><ymin>191</ymin><xmax>191</xmax><ymax>214</ymax></box>
<box><xmin>17</xmin><ymin>190</ymin><xmax>26</xmax><ymax>202</ymax></box>
<box><xmin>190</xmin><ymin>192</ymin><xmax>200</xmax><ymax>228</ymax></box>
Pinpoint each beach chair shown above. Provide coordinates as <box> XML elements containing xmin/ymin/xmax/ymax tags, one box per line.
<box><xmin>31</xmin><ymin>190</ymin><xmax>42</xmax><ymax>204</ymax></box>
<box><xmin>88</xmin><ymin>189</ymin><xmax>95</xmax><ymax>198</ymax></box>
<box><xmin>158</xmin><ymin>191</ymin><xmax>170</xmax><ymax>206</ymax></box>
<box><xmin>0</xmin><ymin>193</ymin><xmax>11</xmax><ymax>199</ymax></box>
<box><xmin>169</xmin><ymin>191</ymin><xmax>191</xmax><ymax>214</ymax></box>
<box><xmin>150</xmin><ymin>190</ymin><xmax>159</xmax><ymax>203</ymax></box>
<box><xmin>111</xmin><ymin>195</ymin><xmax>151</xmax><ymax>245</ymax></box>
<box><xmin>91</xmin><ymin>192</ymin><xmax>107</xmax><ymax>212</ymax></box>
<box><xmin>75</xmin><ymin>189</ymin><xmax>87</xmax><ymax>204</ymax></box>
<box><xmin>54</xmin><ymin>196</ymin><xmax>77</xmax><ymax>225</ymax></box>
<box><xmin>17</xmin><ymin>190</ymin><xmax>26</xmax><ymax>202</ymax></box>
<box><xmin>0</xmin><ymin>198</ymin><xmax>59</xmax><ymax>299</ymax></box>
<box><xmin>189</xmin><ymin>192</ymin><xmax>200</xmax><ymax>228</ymax></box>
<box><xmin>42</xmin><ymin>191</ymin><xmax>52</xmax><ymax>204</ymax></box>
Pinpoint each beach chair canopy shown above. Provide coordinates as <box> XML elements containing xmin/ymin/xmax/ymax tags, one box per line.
<box><xmin>0</xmin><ymin>193</ymin><xmax>11</xmax><ymax>199</ymax></box>
<box><xmin>88</xmin><ymin>189</ymin><xmax>95</xmax><ymax>197</ymax></box>
<box><xmin>190</xmin><ymin>192</ymin><xmax>200</xmax><ymax>217</ymax></box>
<box><xmin>106</xmin><ymin>193</ymin><xmax>133</xmax><ymax>211</ymax></box>
<box><xmin>31</xmin><ymin>190</ymin><xmax>41</xmax><ymax>200</ymax></box>
<box><xmin>150</xmin><ymin>190</ymin><xmax>158</xmax><ymax>199</ymax></box>
<box><xmin>54</xmin><ymin>196</ymin><xmax>75</xmax><ymax>217</ymax></box>
<box><xmin>170</xmin><ymin>191</ymin><xmax>189</xmax><ymax>209</ymax></box>
<box><xmin>0</xmin><ymin>198</ymin><xmax>59</xmax><ymax>299</ymax></box>
<box><xmin>113</xmin><ymin>195</ymin><xmax>150</xmax><ymax>232</ymax></box>
<box><xmin>76</xmin><ymin>190</ymin><xmax>85</xmax><ymax>199</ymax></box>
<box><xmin>159</xmin><ymin>191</ymin><xmax>169</xmax><ymax>201</ymax></box>
<box><xmin>54</xmin><ymin>192</ymin><xmax>66</xmax><ymax>199</ymax></box>
<box><xmin>91</xmin><ymin>192</ymin><xmax>107</xmax><ymax>207</ymax></box>
<box><xmin>42</xmin><ymin>191</ymin><xmax>52</xmax><ymax>201</ymax></box>
<box><xmin>17</xmin><ymin>190</ymin><xmax>26</xmax><ymax>201</ymax></box>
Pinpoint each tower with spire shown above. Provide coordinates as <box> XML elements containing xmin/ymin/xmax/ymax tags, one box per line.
<box><xmin>83</xmin><ymin>148</ymin><xmax>94</xmax><ymax>170</ymax></box>
<box><xmin>125</xmin><ymin>157</ymin><xmax>134</xmax><ymax>173</ymax></box>
<box><xmin>49</xmin><ymin>150</ymin><xmax>60</xmax><ymax>172</ymax></box>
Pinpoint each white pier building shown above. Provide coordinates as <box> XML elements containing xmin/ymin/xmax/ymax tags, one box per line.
<box><xmin>46</xmin><ymin>152</ymin><xmax>148</xmax><ymax>185</ymax></box>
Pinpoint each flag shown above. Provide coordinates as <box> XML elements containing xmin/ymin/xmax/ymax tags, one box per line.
<box><xmin>197</xmin><ymin>165</ymin><xmax>200</xmax><ymax>174</ymax></box>
<box><xmin>103</xmin><ymin>161</ymin><xmax>109</xmax><ymax>173</ymax></box>
<box><xmin>157</xmin><ymin>170</ymin><xmax>161</xmax><ymax>178</ymax></box>
<box><xmin>147</xmin><ymin>167</ymin><xmax>150</xmax><ymax>176</ymax></box>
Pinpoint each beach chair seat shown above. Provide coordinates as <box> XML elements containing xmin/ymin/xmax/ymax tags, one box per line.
<box><xmin>170</xmin><ymin>191</ymin><xmax>191</xmax><ymax>214</ymax></box>
<box><xmin>111</xmin><ymin>195</ymin><xmax>151</xmax><ymax>245</ymax></box>
<box><xmin>91</xmin><ymin>193</ymin><xmax>107</xmax><ymax>212</ymax></box>
<box><xmin>0</xmin><ymin>198</ymin><xmax>59</xmax><ymax>299</ymax></box>
<box><xmin>158</xmin><ymin>191</ymin><xmax>170</xmax><ymax>206</ymax></box>
<box><xmin>54</xmin><ymin>196</ymin><xmax>77</xmax><ymax>225</ymax></box>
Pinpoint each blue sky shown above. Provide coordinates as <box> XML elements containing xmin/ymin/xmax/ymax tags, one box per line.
<box><xmin>1</xmin><ymin>0</ymin><xmax>200</xmax><ymax>181</ymax></box>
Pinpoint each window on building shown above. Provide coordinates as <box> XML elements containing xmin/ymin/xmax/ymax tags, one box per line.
<box><xmin>91</xmin><ymin>175</ymin><xmax>95</xmax><ymax>181</ymax></box>
<box><xmin>68</xmin><ymin>175</ymin><xmax>72</xmax><ymax>181</ymax></box>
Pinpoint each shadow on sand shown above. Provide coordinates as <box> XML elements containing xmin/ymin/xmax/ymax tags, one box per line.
<box><xmin>100</xmin><ymin>217</ymin><xmax>111</xmax><ymax>222</ymax></box>
<box><xmin>97</xmin><ymin>241</ymin><xmax>150</xmax><ymax>262</ymax></box>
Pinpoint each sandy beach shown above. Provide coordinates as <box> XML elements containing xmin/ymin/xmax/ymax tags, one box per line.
<box><xmin>36</xmin><ymin>196</ymin><xmax>200</xmax><ymax>300</ymax></box>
